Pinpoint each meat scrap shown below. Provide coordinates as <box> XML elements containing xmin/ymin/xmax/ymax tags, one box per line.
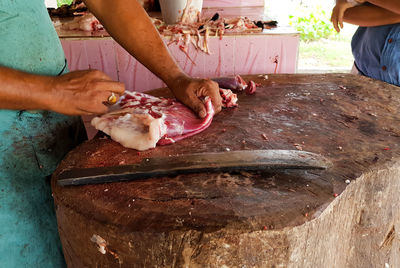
<box><xmin>219</xmin><ymin>88</ymin><xmax>238</xmax><ymax>108</ymax></box>
<box><xmin>152</xmin><ymin>14</ymin><xmax>268</xmax><ymax>58</ymax></box>
<box><xmin>92</xmin><ymin>92</ymin><xmax>215</xmax><ymax>151</ymax></box>
<box><xmin>213</xmin><ymin>75</ymin><xmax>257</xmax><ymax>95</ymax></box>
<box><xmin>246</xmin><ymin>81</ymin><xmax>257</xmax><ymax>95</ymax></box>
<box><xmin>212</xmin><ymin>75</ymin><xmax>247</xmax><ymax>91</ymax></box>
<box><xmin>61</xmin><ymin>13</ymin><xmax>104</xmax><ymax>32</ymax></box>
<box><xmin>90</xmin><ymin>234</ymin><xmax>107</xmax><ymax>254</ymax></box>
<box><xmin>180</xmin><ymin>0</ymin><xmax>201</xmax><ymax>25</ymax></box>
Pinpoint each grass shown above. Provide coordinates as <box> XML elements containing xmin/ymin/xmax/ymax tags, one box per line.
<box><xmin>299</xmin><ymin>39</ymin><xmax>353</xmax><ymax>68</ymax></box>
<box><xmin>57</xmin><ymin>0</ymin><xmax>72</xmax><ymax>7</ymax></box>
<box><xmin>297</xmin><ymin>23</ymin><xmax>358</xmax><ymax>72</ymax></box>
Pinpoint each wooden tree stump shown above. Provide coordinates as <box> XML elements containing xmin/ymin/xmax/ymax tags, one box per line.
<box><xmin>52</xmin><ymin>74</ymin><xmax>400</xmax><ymax>267</ymax></box>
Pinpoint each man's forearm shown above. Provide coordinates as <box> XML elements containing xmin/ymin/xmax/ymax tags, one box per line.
<box><xmin>366</xmin><ymin>0</ymin><xmax>400</xmax><ymax>14</ymax></box>
<box><xmin>84</xmin><ymin>0</ymin><xmax>186</xmax><ymax>88</ymax></box>
<box><xmin>0</xmin><ymin>66</ymin><xmax>125</xmax><ymax>115</ymax></box>
<box><xmin>344</xmin><ymin>4</ymin><xmax>400</xmax><ymax>26</ymax></box>
<box><xmin>0</xmin><ymin>66</ymin><xmax>52</xmax><ymax>110</ymax></box>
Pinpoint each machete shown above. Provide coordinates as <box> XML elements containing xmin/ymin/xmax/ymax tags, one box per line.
<box><xmin>57</xmin><ymin>150</ymin><xmax>331</xmax><ymax>186</ymax></box>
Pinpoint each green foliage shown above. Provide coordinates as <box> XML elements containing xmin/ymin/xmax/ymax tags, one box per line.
<box><xmin>289</xmin><ymin>5</ymin><xmax>337</xmax><ymax>42</ymax></box>
<box><xmin>57</xmin><ymin>0</ymin><xmax>73</xmax><ymax>7</ymax></box>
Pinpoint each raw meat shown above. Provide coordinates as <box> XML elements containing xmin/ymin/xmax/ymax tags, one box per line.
<box><xmin>180</xmin><ymin>0</ymin><xmax>201</xmax><ymax>24</ymax></box>
<box><xmin>246</xmin><ymin>81</ymin><xmax>257</xmax><ymax>95</ymax></box>
<box><xmin>91</xmin><ymin>92</ymin><xmax>214</xmax><ymax>151</ymax></box>
<box><xmin>152</xmin><ymin>14</ymin><xmax>263</xmax><ymax>57</ymax></box>
<box><xmin>219</xmin><ymin>89</ymin><xmax>238</xmax><ymax>108</ymax></box>
<box><xmin>212</xmin><ymin>75</ymin><xmax>247</xmax><ymax>91</ymax></box>
<box><xmin>212</xmin><ymin>75</ymin><xmax>257</xmax><ymax>95</ymax></box>
<box><xmin>61</xmin><ymin>13</ymin><xmax>104</xmax><ymax>32</ymax></box>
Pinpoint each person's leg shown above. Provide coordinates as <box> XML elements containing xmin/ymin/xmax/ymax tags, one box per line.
<box><xmin>351</xmin><ymin>62</ymin><xmax>360</xmax><ymax>74</ymax></box>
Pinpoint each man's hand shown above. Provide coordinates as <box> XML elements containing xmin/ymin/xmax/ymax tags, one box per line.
<box><xmin>331</xmin><ymin>0</ymin><xmax>357</xmax><ymax>32</ymax></box>
<box><xmin>83</xmin><ymin>0</ymin><xmax>221</xmax><ymax>118</ymax></box>
<box><xmin>50</xmin><ymin>70</ymin><xmax>125</xmax><ymax>115</ymax></box>
<box><xmin>169</xmin><ymin>75</ymin><xmax>222</xmax><ymax>118</ymax></box>
<box><xmin>0</xmin><ymin>66</ymin><xmax>125</xmax><ymax>115</ymax></box>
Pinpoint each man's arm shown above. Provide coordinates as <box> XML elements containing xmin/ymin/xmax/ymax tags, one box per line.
<box><xmin>0</xmin><ymin>66</ymin><xmax>125</xmax><ymax>115</ymax></box>
<box><xmin>344</xmin><ymin>3</ymin><xmax>400</xmax><ymax>26</ymax></box>
<box><xmin>364</xmin><ymin>0</ymin><xmax>400</xmax><ymax>15</ymax></box>
<box><xmin>83</xmin><ymin>0</ymin><xmax>222</xmax><ymax>118</ymax></box>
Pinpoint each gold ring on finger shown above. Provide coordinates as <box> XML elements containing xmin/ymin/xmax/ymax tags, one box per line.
<box><xmin>107</xmin><ymin>92</ymin><xmax>117</xmax><ymax>105</ymax></box>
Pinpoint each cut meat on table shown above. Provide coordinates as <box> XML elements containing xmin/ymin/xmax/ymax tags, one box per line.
<box><xmin>91</xmin><ymin>77</ymin><xmax>250</xmax><ymax>151</ymax></box>
<box><xmin>219</xmin><ymin>88</ymin><xmax>238</xmax><ymax>108</ymax></box>
<box><xmin>91</xmin><ymin>92</ymin><xmax>215</xmax><ymax>151</ymax></box>
<box><xmin>246</xmin><ymin>81</ymin><xmax>257</xmax><ymax>95</ymax></box>
<box><xmin>212</xmin><ymin>75</ymin><xmax>257</xmax><ymax>95</ymax></box>
<box><xmin>61</xmin><ymin>13</ymin><xmax>103</xmax><ymax>32</ymax></box>
<box><xmin>152</xmin><ymin>15</ymin><xmax>265</xmax><ymax>58</ymax></box>
<box><xmin>212</xmin><ymin>75</ymin><xmax>247</xmax><ymax>91</ymax></box>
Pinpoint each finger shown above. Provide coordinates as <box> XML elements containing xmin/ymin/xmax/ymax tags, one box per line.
<box><xmin>189</xmin><ymin>95</ymin><xmax>207</xmax><ymax>118</ymax></box>
<box><xmin>79</xmin><ymin>90</ymin><xmax>116</xmax><ymax>113</ymax></box>
<box><xmin>88</xmin><ymin>69</ymin><xmax>113</xmax><ymax>80</ymax></box>
<box><xmin>339</xmin><ymin>9</ymin><xmax>345</xmax><ymax>30</ymax></box>
<box><xmin>95</xmin><ymin>90</ymin><xmax>120</xmax><ymax>106</ymax></box>
<box><xmin>75</xmin><ymin>109</ymin><xmax>97</xmax><ymax>116</ymax></box>
<box><xmin>84</xmin><ymin>103</ymin><xmax>109</xmax><ymax>115</ymax></box>
<box><xmin>94</xmin><ymin>105</ymin><xmax>109</xmax><ymax>114</ymax></box>
<box><xmin>333</xmin><ymin>18</ymin><xmax>340</xmax><ymax>33</ymax></box>
<box><xmin>331</xmin><ymin>7</ymin><xmax>341</xmax><ymax>33</ymax></box>
<box><xmin>207</xmin><ymin>91</ymin><xmax>222</xmax><ymax>114</ymax></box>
<box><xmin>78</xmin><ymin>106</ymin><xmax>107</xmax><ymax>115</ymax></box>
<box><xmin>331</xmin><ymin>13</ymin><xmax>340</xmax><ymax>32</ymax></box>
<box><xmin>61</xmin><ymin>105</ymin><xmax>100</xmax><ymax>116</ymax></box>
<box><xmin>179</xmin><ymin>85</ymin><xmax>208</xmax><ymax>118</ymax></box>
<box><xmin>197</xmin><ymin>80</ymin><xmax>222</xmax><ymax>114</ymax></box>
<box><xmin>97</xmin><ymin>81</ymin><xmax>126</xmax><ymax>95</ymax></box>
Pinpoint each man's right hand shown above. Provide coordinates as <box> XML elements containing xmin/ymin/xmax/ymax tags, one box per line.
<box><xmin>49</xmin><ymin>70</ymin><xmax>125</xmax><ymax>115</ymax></box>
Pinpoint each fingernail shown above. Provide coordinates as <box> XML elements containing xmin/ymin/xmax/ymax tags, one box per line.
<box><xmin>199</xmin><ymin>110</ymin><xmax>206</xmax><ymax>118</ymax></box>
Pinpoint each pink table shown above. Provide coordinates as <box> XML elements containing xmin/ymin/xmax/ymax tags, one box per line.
<box><xmin>59</xmin><ymin>29</ymin><xmax>299</xmax><ymax>92</ymax></box>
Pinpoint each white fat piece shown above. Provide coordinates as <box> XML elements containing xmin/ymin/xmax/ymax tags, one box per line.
<box><xmin>91</xmin><ymin>109</ymin><xmax>166</xmax><ymax>151</ymax></box>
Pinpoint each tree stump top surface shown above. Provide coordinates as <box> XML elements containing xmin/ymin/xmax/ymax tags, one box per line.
<box><xmin>52</xmin><ymin>74</ymin><xmax>400</xmax><ymax>232</ymax></box>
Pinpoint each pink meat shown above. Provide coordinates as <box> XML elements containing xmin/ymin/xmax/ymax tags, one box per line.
<box><xmin>219</xmin><ymin>88</ymin><xmax>238</xmax><ymax>108</ymax></box>
<box><xmin>212</xmin><ymin>75</ymin><xmax>247</xmax><ymax>91</ymax></box>
<box><xmin>157</xmin><ymin>99</ymin><xmax>214</xmax><ymax>145</ymax></box>
<box><xmin>120</xmin><ymin>92</ymin><xmax>214</xmax><ymax>145</ymax></box>
<box><xmin>246</xmin><ymin>81</ymin><xmax>257</xmax><ymax>95</ymax></box>
<box><xmin>92</xmin><ymin>92</ymin><xmax>215</xmax><ymax>150</ymax></box>
<box><xmin>212</xmin><ymin>75</ymin><xmax>257</xmax><ymax>95</ymax></box>
<box><xmin>61</xmin><ymin>13</ymin><xmax>104</xmax><ymax>32</ymax></box>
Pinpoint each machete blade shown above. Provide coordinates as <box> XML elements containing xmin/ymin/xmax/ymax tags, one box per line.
<box><xmin>57</xmin><ymin>150</ymin><xmax>331</xmax><ymax>186</ymax></box>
